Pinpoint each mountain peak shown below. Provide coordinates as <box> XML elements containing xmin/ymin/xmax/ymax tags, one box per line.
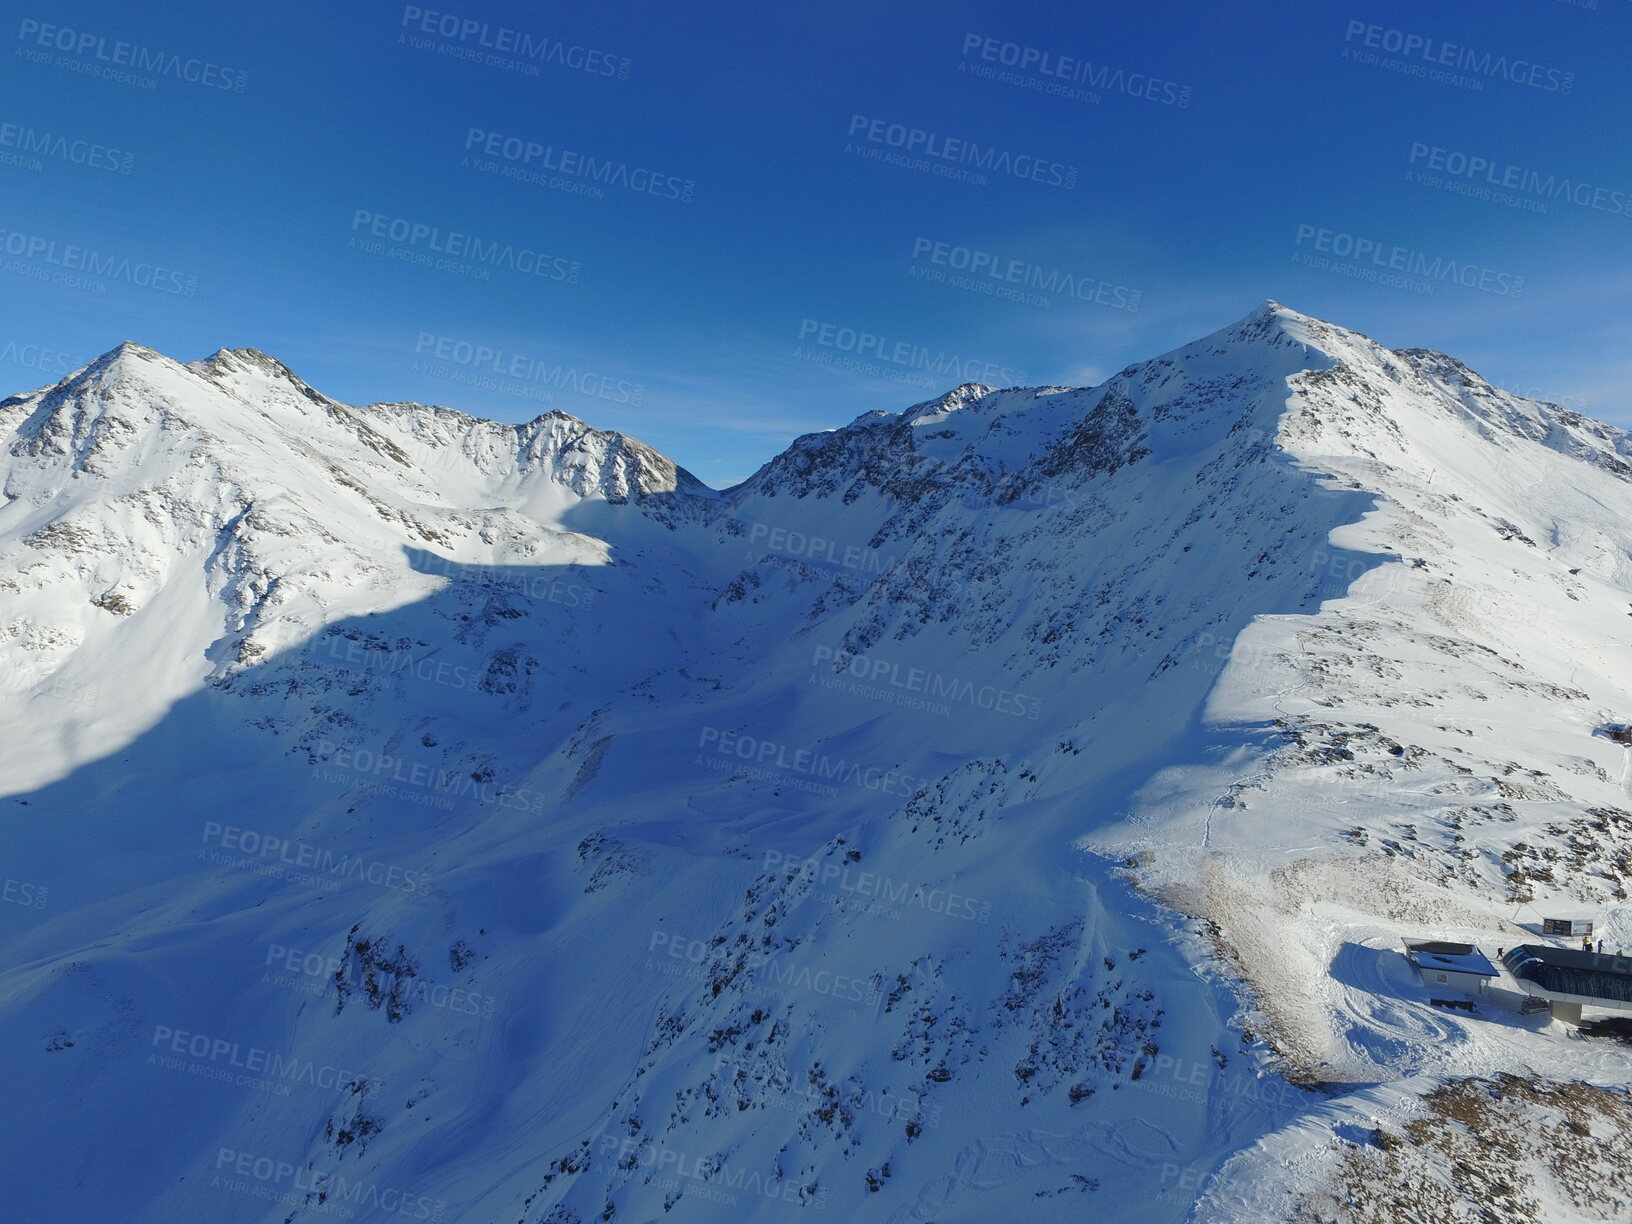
<box><xmin>197</xmin><ymin>345</ymin><xmax>289</xmax><ymax>373</ymax></box>
<box><xmin>9</xmin><ymin>306</ymin><xmax>1632</xmax><ymax>1224</ymax></box>
<box><xmin>901</xmin><ymin>381</ymin><xmax>996</xmax><ymax>425</ymax></box>
<box><xmin>82</xmin><ymin>339</ymin><xmax>166</xmax><ymax>373</ymax></box>
<box><xmin>188</xmin><ymin>346</ymin><xmax>334</xmax><ymax>404</ymax></box>
<box><xmin>45</xmin><ymin>340</ymin><xmax>185</xmax><ymax>399</ymax></box>
<box><xmin>1168</xmin><ymin>299</ymin><xmax>1378</xmax><ymax>379</ymax></box>
<box><xmin>1223</xmin><ymin>298</ymin><xmax>1325</xmax><ymax>342</ymax></box>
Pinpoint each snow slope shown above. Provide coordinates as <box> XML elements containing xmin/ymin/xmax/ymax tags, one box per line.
<box><xmin>3</xmin><ymin>304</ymin><xmax>1631</xmax><ymax>1223</ymax></box>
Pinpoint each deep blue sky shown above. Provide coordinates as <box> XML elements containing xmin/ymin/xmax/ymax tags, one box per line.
<box><xmin>4</xmin><ymin>0</ymin><xmax>1627</xmax><ymax>486</ymax></box>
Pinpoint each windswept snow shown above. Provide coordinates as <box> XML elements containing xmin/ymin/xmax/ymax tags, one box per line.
<box><xmin>3</xmin><ymin>303</ymin><xmax>1632</xmax><ymax>1223</ymax></box>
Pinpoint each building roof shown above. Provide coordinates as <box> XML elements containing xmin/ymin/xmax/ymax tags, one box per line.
<box><xmin>1403</xmin><ymin>940</ymin><xmax>1498</xmax><ymax>977</ymax></box>
<box><xmin>1502</xmin><ymin>945</ymin><xmax>1632</xmax><ymax>1004</ymax></box>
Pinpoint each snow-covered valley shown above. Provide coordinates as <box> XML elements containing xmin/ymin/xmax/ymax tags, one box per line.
<box><xmin>3</xmin><ymin>302</ymin><xmax>1631</xmax><ymax>1222</ymax></box>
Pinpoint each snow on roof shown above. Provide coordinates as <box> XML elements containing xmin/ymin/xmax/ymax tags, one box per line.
<box><xmin>1403</xmin><ymin>940</ymin><xmax>1499</xmax><ymax>977</ymax></box>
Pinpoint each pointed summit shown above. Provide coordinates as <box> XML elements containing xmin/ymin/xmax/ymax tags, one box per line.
<box><xmin>1218</xmin><ymin>299</ymin><xmax>1331</xmax><ymax>347</ymax></box>
<box><xmin>188</xmin><ymin>346</ymin><xmax>339</xmax><ymax>409</ymax></box>
<box><xmin>193</xmin><ymin>346</ymin><xmax>297</xmax><ymax>379</ymax></box>
<box><xmin>46</xmin><ymin>340</ymin><xmax>192</xmax><ymax>400</ymax></box>
<box><xmin>76</xmin><ymin>339</ymin><xmax>166</xmax><ymax>376</ymax></box>
<box><xmin>1160</xmin><ymin>299</ymin><xmax>1385</xmax><ymax>383</ymax></box>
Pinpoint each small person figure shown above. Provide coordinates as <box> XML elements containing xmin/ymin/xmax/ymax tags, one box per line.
<box><xmin>1583</xmin><ymin>935</ymin><xmax>1593</xmax><ymax>952</ymax></box>
<box><xmin>1598</xmin><ymin>939</ymin><xmax>1605</xmax><ymax>954</ymax></box>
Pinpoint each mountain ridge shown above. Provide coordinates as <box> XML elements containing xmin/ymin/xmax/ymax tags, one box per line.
<box><xmin>4</xmin><ymin>303</ymin><xmax>1632</xmax><ymax>1224</ymax></box>
<box><xmin>28</xmin><ymin>299</ymin><xmax>1616</xmax><ymax>506</ymax></box>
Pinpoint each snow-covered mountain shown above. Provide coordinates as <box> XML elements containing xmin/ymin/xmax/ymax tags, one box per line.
<box><xmin>4</xmin><ymin>303</ymin><xmax>1631</xmax><ymax>1223</ymax></box>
